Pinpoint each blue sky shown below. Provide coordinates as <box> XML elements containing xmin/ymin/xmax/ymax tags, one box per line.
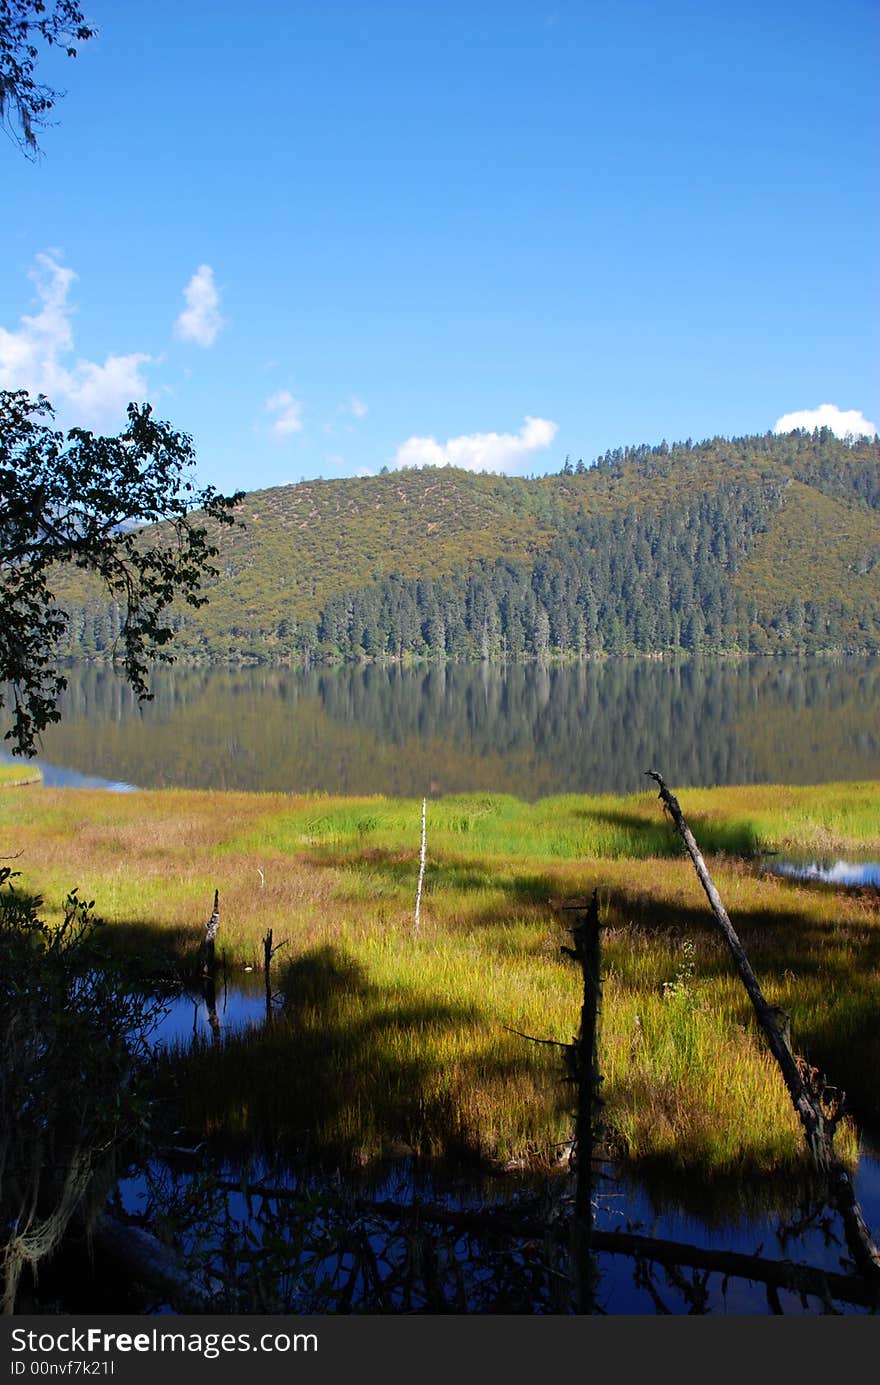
<box><xmin>2</xmin><ymin>0</ymin><xmax>877</xmax><ymax>494</ymax></box>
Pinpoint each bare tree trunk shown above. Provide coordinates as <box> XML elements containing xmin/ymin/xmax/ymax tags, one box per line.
<box><xmin>261</xmin><ymin>929</ymin><xmax>287</xmax><ymax>1023</ymax></box>
<box><xmin>414</xmin><ymin>797</ymin><xmax>427</xmax><ymax>935</ymax></box>
<box><xmin>264</xmin><ymin>928</ymin><xmax>274</xmax><ymax>1022</ymax></box>
<box><xmin>203</xmin><ymin>972</ymin><xmax>221</xmax><ymax>1044</ymax></box>
<box><xmin>561</xmin><ymin>889</ymin><xmax>603</xmax><ymax>1312</ymax></box>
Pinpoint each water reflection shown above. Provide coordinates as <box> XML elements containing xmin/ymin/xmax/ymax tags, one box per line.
<box><xmin>113</xmin><ymin>1145</ymin><xmax>880</xmax><ymax>1315</ymax></box>
<box><xmin>115</xmin><ymin>978</ymin><xmax>880</xmax><ymax>1315</ymax></box>
<box><xmin>151</xmin><ymin>975</ymin><xmax>267</xmax><ymax>1048</ymax></box>
<box><xmin>22</xmin><ymin>758</ymin><xmax>136</xmax><ymax>792</ymax></box>
<box><xmin>15</xmin><ymin>656</ymin><xmax>880</xmax><ymax>798</ymax></box>
<box><xmin>766</xmin><ymin>858</ymin><xmax>880</xmax><ymax>888</ymax></box>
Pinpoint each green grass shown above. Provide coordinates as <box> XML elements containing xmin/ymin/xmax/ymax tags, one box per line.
<box><xmin>223</xmin><ymin>781</ymin><xmax>880</xmax><ymax>862</ymax></box>
<box><xmin>1</xmin><ymin>779</ymin><xmax>875</xmax><ymax>1178</ymax></box>
<box><xmin>0</xmin><ymin>762</ymin><xmax>42</xmax><ymax>788</ymax></box>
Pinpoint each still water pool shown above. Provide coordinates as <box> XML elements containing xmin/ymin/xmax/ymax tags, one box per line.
<box><xmin>117</xmin><ymin>979</ymin><xmax>880</xmax><ymax>1316</ymax></box>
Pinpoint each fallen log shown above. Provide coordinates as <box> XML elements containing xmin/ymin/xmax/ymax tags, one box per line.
<box><xmin>93</xmin><ymin>1215</ymin><xmax>212</xmax><ymax>1313</ymax></box>
<box><xmin>166</xmin><ymin>1183</ymin><xmax>879</xmax><ymax>1310</ymax></box>
<box><xmin>348</xmin><ymin>1198</ymin><xmax>880</xmax><ymax>1310</ymax></box>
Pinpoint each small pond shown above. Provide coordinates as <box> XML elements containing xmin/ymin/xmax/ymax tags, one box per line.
<box><xmin>112</xmin><ymin>1143</ymin><xmax>880</xmax><ymax>1315</ymax></box>
<box><xmin>151</xmin><ymin>973</ymin><xmax>268</xmax><ymax>1047</ymax></box>
<box><xmin>763</xmin><ymin>857</ymin><xmax>880</xmax><ymax>888</ymax></box>
<box><xmin>108</xmin><ymin>979</ymin><xmax>880</xmax><ymax>1316</ymax></box>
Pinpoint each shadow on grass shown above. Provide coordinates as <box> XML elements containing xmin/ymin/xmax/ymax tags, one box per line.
<box><xmin>574</xmin><ymin>806</ymin><xmax>764</xmax><ymax>858</ymax></box>
<box><xmin>89</xmin><ymin>917</ymin><xmax>205</xmax><ymax>980</ymax></box>
<box><xmin>84</xmin><ymin>855</ymin><xmax>880</xmax><ymax>1161</ymax></box>
<box><xmin>593</xmin><ymin>881</ymin><xmax>880</xmax><ymax>1126</ymax></box>
<box><xmin>291</xmin><ymin>841</ymin><xmax>880</xmax><ymax>1123</ymax></box>
<box><xmin>395</xmin><ymin>856</ymin><xmax>880</xmax><ymax>1130</ymax></box>
<box><xmin>150</xmin><ymin>942</ymin><xmax>572</xmax><ymax>1171</ymax></box>
<box><xmin>303</xmin><ymin>843</ymin><xmax>560</xmax><ymax>905</ymax></box>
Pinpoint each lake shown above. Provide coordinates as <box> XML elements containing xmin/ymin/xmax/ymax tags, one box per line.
<box><xmin>11</xmin><ymin>655</ymin><xmax>880</xmax><ymax>798</ymax></box>
<box><xmin>6</xmin><ymin>656</ymin><xmax>880</xmax><ymax>1313</ymax></box>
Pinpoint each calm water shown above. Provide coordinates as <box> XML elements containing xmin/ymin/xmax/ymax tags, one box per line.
<box><xmin>114</xmin><ymin>1147</ymin><xmax>880</xmax><ymax>1314</ymax></box>
<box><xmin>126</xmin><ymin>978</ymin><xmax>880</xmax><ymax>1316</ymax></box>
<box><xmin>11</xmin><ymin>655</ymin><xmax>880</xmax><ymax>798</ymax></box>
<box><xmin>766</xmin><ymin>857</ymin><xmax>880</xmax><ymax>887</ymax></box>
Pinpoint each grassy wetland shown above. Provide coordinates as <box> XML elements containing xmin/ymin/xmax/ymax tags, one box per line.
<box><xmin>3</xmin><ymin>777</ymin><xmax>878</xmax><ymax>1185</ymax></box>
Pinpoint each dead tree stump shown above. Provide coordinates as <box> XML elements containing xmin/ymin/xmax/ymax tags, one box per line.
<box><xmin>202</xmin><ymin>889</ymin><xmax>219</xmax><ymax>977</ymax></box>
<box><xmin>561</xmin><ymin>888</ymin><xmax>604</xmax><ymax>1311</ymax></box>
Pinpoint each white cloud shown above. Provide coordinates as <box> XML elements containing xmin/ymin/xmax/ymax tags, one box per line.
<box><xmin>266</xmin><ymin>389</ymin><xmax>304</xmax><ymax>439</ymax></box>
<box><xmin>0</xmin><ymin>252</ymin><xmax>152</xmax><ymax>428</ymax></box>
<box><xmin>356</xmin><ymin>467</ymin><xmax>375</xmax><ymax>478</ymax></box>
<box><xmin>346</xmin><ymin>395</ymin><xmax>369</xmax><ymax>419</ymax></box>
<box><xmin>64</xmin><ymin>353</ymin><xmax>152</xmax><ymax>419</ymax></box>
<box><xmin>391</xmin><ymin>415</ymin><xmax>559</xmax><ymax>475</ymax></box>
<box><xmin>774</xmin><ymin>403</ymin><xmax>877</xmax><ymax>439</ymax></box>
<box><xmin>175</xmin><ymin>264</ymin><xmax>224</xmax><ymax>347</ymax></box>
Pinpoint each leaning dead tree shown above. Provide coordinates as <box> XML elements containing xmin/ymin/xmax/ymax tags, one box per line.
<box><xmin>646</xmin><ymin>770</ymin><xmax>880</xmax><ymax>1282</ymax></box>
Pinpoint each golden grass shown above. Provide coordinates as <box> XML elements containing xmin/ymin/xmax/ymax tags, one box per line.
<box><xmin>1</xmin><ymin>780</ymin><xmax>875</xmax><ymax>1176</ymax></box>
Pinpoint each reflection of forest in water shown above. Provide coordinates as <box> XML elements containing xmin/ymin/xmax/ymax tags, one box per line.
<box><xmin>27</xmin><ymin>657</ymin><xmax>880</xmax><ymax>797</ymax></box>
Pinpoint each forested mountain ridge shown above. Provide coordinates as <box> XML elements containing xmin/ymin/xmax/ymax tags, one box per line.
<box><xmin>55</xmin><ymin>428</ymin><xmax>880</xmax><ymax>662</ymax></box>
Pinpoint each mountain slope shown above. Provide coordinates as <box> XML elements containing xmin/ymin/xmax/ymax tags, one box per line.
<box><xmin>733</xmin><ymin>482</ymin><xmax>880</xmax><ymax>611</ymax></box>
<box><xmin>53</xmin><ymin>429</ymin><xmax>880</xmax><ymax>661</ymax></box>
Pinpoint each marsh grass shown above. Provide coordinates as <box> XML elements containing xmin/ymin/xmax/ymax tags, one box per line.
<box><xmin>0</xmin><ymin>781</ymin><xmax>875</xmax><ymax>1178</ymax></box>
<box><xmin>0</xmin><ymin>763</ymin><xmax>41</xmax><ymax>788</ymax></box>
<box><xmin>159</xmin><ymin>943</ymin><xmax>572</xmax><ymax>1169</ymax></box>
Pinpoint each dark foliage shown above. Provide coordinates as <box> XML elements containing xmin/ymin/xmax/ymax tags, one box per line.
<box><xmin>0</xmin><ymin>0</ymin><xmax>94</xmax><ymax>154</ymax></box>
<box><xmin>0</xmin><ymin>865</ymin><xmax>162</xmax><ymax>1310</ymax></box>
<box><xmin>0</xmin><ymin>389</ymin><xmax>242</xmax><ymax>754</ymax></box>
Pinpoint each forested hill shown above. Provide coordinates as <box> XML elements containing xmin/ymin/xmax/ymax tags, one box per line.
<box><xmin>58</xmin><ymin>429</ymin><xmax>880</xmax><ymax>662</ymax></box>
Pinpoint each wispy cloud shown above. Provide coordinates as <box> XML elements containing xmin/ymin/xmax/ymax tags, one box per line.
<box><xmin>175</xmin><ymin>264</ymin><xmax>224</xmax><ymax>347</ymax></box>
<box><xmin>391</xmin><ymin>415</ymin><xmax>558</xmax><ymax>474</ymax></box>
<box><xmin>0</xmin><ymin>252</ymin><xmax>151</xmax><ymax>428</ymax></box>
<box><xmin>343</xmin><ymin>395</ymin><xmax>368</xmax><ymax>419</ymax></box>
<box><xmin>265</xmin><ymin>389</ymin><xmax>304</xmax><ymax>439</ymax></box>
<box><xmin>774</xmin><ymin>403</ymin><xmax>877</xmax><ymax>438</ymax></box>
